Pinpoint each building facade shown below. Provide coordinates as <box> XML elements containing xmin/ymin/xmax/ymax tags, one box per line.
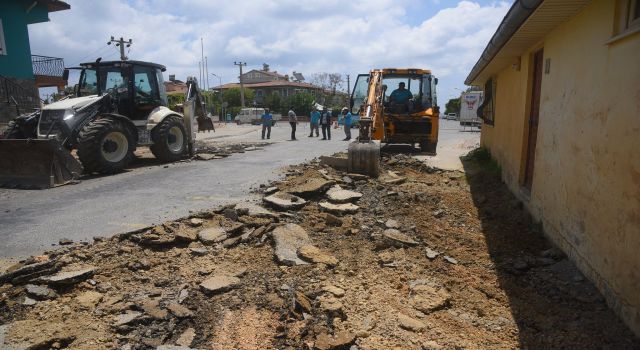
<box><xmin>0</xmin><ymin>0</ymin><xmax>69</xmax><ymax>123</ymax></box>
<box><xmin>466</xmin><ymin>0</ymin><xmax>640</xmax><ymax>335</ymax></box>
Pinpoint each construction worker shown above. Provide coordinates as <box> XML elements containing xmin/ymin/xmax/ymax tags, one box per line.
<box><xmin>261</xmin><ymin>108</ymin><xmax>273</xmax><ymax>140</ymax></box>
<box><xmin>319</xmin><ymin>107</ymin><xmax>332</xmax><ymax>140</ymax></box>
<box><xmin>288</xmin><ymin>107</ymin><xmax>298</xmax><ymax>141</ymax></box>
<box><xmin>309</xmin><ymin>107</ymin><xmax>320</xmax><ymax>137</ymax></box>
<box><xmin>341</xmin><ymin>107</ymin><xmax>352</xmax><ymax>141</ymax></box>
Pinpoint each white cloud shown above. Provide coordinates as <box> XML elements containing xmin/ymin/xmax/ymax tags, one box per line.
<box><xmin>29</xmin><ymin>0</ymin><xmax>509</xmax><ymax>101</ymax></box>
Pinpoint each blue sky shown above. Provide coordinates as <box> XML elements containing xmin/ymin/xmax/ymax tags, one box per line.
<box><xmin>29</xmin><ymin>0</ymin><xmax>511</xmax><ymax>102</ymax></box>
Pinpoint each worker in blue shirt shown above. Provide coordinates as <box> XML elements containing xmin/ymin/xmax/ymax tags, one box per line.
<box><xmin>389</xmin><ymin>82</ymin><xmax>413</xmax><ymax>111</ymax></box>
<box><xmin>341</xmin><ymin>107</ymin><xmax>352</xmax><ymax>141</ymax></box>
<box><xmin>309</xmin><ymin>108</ymin><xmax>320</xmax><ymax>137</ymax></box>
<box><xmin>261</xmin><ymin>108</ymin><xmax>273</xmax><ymax>140</ymax></box>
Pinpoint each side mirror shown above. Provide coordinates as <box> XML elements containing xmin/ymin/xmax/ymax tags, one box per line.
<box><xmin>73</xmin><ymin>84</ymin><xmax>79</xmax><ymax>97</ymax></box>
<box><xmin>435</xmin><ymin>78</ymin><xmax>439</xmax><ymax>85</ymax></box>
<box><xmin>62</xmin><ymin>69</ymin><xmax>69</xmax><ymax>82</ymax></box>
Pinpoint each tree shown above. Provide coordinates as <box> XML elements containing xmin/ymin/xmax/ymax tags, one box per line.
<box><xmin>311</xmin><ymin>72</ymin><xmax>344</xmax><ymax>94</ymax></box>
<box><xmin>285</xmin><ymin>92</ymin><xmax>315</xmax><ymax>117</ymax></box>
<box><xmin>445</xmin><ymin>98</ymin><xmax>461</xmax><ymax>115</ymax></box>
<box><xmin>223</xmin><ymin>87</ymin><xmax>255</xmax><ymax>109</ymax></box>
<box><xmin>264</xmin><ymin>93</ymin><xmax>283</xmax><ymax>114</ymax></box>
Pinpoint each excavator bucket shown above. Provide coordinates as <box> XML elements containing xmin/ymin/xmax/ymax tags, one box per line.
<box><xmin>348</xmin><ymin>141</ymin><xmax>381</xmax><ymax>177</ymax></box>
<box><xmin>0</xmin><ymin>139</ymin><xmax>83</xmax><ymax>189</ymax></box>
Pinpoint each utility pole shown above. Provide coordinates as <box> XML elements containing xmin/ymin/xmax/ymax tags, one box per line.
<box><xmin>205</xmin><ymin>56</ymin><xmax>210</xmax><ymax>113</ymax></box>
<box><xmin>346</xmin><ymin>74</ymin><xmax>350</xmax><ymax>94</ymax></box>
<box><xmin>234</xmin><ymin>61</ymin><xmax>247</xmax><ymax>108</ymax></box>
<box><xmin>107</xmin><ymin>36</ymin><xmax>132</xmax><ymax>61</ymax></box>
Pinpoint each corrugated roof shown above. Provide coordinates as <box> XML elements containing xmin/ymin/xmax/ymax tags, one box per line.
<box><xmin>212</xmin><ymin>81</ymin><xmax>322</xmax><ymax>90</ymax></box>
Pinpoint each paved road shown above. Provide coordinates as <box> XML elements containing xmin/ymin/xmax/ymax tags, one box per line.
<box><xmin>0</xmin><ymin>119</ymin><xmax>477</xmax><ymax>259</ymax></box>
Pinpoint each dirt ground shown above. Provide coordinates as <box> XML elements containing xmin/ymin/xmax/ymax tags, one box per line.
<box><xmin>0</xmin><ymin>150</ymin><xmax>638</xmax><ymax>349</ymax></box>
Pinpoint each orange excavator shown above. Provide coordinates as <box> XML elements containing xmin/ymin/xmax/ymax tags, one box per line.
<box><xmin>347</xmin><ymin>68</ymin><xmax>440</xmax><ymax>177</ymax></box>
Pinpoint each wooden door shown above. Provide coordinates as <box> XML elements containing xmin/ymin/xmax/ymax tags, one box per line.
<box><xmin>524</xmin><ymin>49</ymin><xmax>543</xmax><ymax>190</ymax></box>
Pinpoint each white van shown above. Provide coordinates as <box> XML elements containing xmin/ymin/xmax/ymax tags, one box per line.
<box><xmin>459</xmin><ymin>91</ymin><xmax>483</xmax><ymax>127</ymax></box>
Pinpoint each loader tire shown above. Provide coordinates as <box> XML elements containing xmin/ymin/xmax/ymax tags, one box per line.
<box><xmin>420</xmin><ymin>141</ymin><xmax>437</xmax><ymax>155</ymax></box>
<box><xmin>2</xmin><ymin>121</ymin><xmax>24</xmax><ymax>139</ymax></box>
<box><xmin>77</xmin><ymin>118</ymin><xmax>135</xmax><ymax>174</ymax></box>
<box><xmin>150</xmin><ymin>115</ymin><xmax>187</xmax><ymax>162</ymax></box>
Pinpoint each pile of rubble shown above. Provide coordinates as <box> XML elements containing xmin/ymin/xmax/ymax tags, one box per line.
<box><xmin>192</xmin><ymin>142</ymin><xmax>270</xmax><ymax>161</ymax></box>
<box><xmin>0</xmin><ymin>152</ymin><xmax>638</xmax><ymax>349</ymax></box>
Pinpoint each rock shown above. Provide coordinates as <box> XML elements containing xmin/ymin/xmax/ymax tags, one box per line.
<box><xmin>319</xmin><ymin>201</ymin><xmax>359</xmax><ymax>215</ymax></box>
<box><xmin>23</xmin><ymin>296</ymin><xmax>37</xmax><ymax>305</ymax></box>
<box><xmin>0</xmin><ymin>259</ymin><xmax>58</xmax><ymax>284</ymax></box>
<box><xmin>322</xmin><ymin>285</ymin><xmax>345</xmax><ymax>297</ymax></box>
<box><xmin>397</xmin><ymin>313</ymin><xmax>426</xmax><ymax>332</ymax></box>
<box><xmin>272</xmin><ymin>224</ymin><xmax>311</xmax><ymax>266</ymax></box>
<box><xmin>264</xmin><ymin>192</ymin><xmax>307</xmax><ymax>211</ymax></box>
<box><xmin>264</xmin><ymin>186</ymin><xmax>278</xmax><ymax>195</ymax></box>
<box><xmin>378</xmin><ymin>251</ymin><xmax>394</xmax><ymax>265</ymax></box>
<box><xmin>347</xmin><ymin>173</ymin><xmax>369</xmax><ymax>180</ymax></box>
<box><xmin>197</xmin><ymin>227</ymin><xmax>227</xmax><ymax>245</ymax></box>
<box><xmin>425</xmin><ymin>247</ymin><xmax>440</xmax><ymax>260</ymax></box>
<box><xmin>167</xmin><ymin>302</ymin><xmax>193</xmax><ymax>318</ymax></box>
<box><xmin>223</xmin><ymin>208</ymin><xmax>239</xmax><ymax>221</ymax></box>
<box><xmin>200</xmin><ymin>275</ymin><xmax>241</xmax><ymax>295</ymax></box>
<box><xmin>432</xmin><ymin>210</ymin><xmax>445</xmax><ymax>218</ymax></box>
<box><xmin>188</xmin><ymin>218</ymin><xmax>204</xmax><ymax>227</ymax></box>
<box><xmin>189</xmin><ymin>247</ymin><xmax>209</xmax><ymax>256</ymax></box>
<box><xmin>157</xmin><ymin>346</ymin><xmax>195</xmax><ymax>350</ymax></box>
<box><xmin>176</xmin><ymin>327</ymin><xmax>196</xmax><ymax>347</ymax></box>
<box><xmin>25</xmin><ymin>284</ymin><xmax>58</xmax><ymax>300</ymax></box>
<box><xmin>235</xmin><ymin>202</ymin><xmax>277</xmax><ymax>218</ymax></box>
<box><xmin>40</xmin><ymin>267</ymin><xmax>95</xmax><ymax>286</ymax></box>
<box><xmin>384</xmin><ymin>177</ymin><xmax>406</xmax><ymax>185</ymax></box>
<box><xmin>295</xmin><ymin>291</ymin><xmax>312</xmax><ymax>313</ymax></box>
<box><xmin>324</xmin><ymin>213</ymin><xmax>343</xmax><ymax>227</ymax></box>
<box><xmin>443</xmin><ymin>256</ymin><xmax>458</xmax><ymax>264</ymax></box>
<box><xmin>76</xmin><ymin>291</ymin><xmax>103</xmax><ymax>309</ymax></box>
<box><xmin>320</xmin><ymin>296</ymin><xmax>343</xmax><ymax>314</ymax></box>
<box><xmin>411</xmin><ymin>285</ymin><xmax>451</xmax><ymax>313</ymax></box>
<box><xmin>140</xmin><ymin>299</ymin><xmax>168</xmax><ymax>319</ymax></box>
<box><xmin>195</xmin><ymin>153</ymin><xmax>216</xmax><ymax>161</ymax></box>
<box><xmin>174</xmin><ymin>230</ymin><xmax>197</xmax><ymax>242</ymax></box>
<box><xmin>382</xmin><ymin>229</ymin><xmax>418</xmax><ymax>246</ymax></box>
<box><xmin>385</xmin><ymin>219</ymin><xmax>400</xmax><ymax>229</ymax></box>
<box><xmin>332</xmin><ymin>331</ymin><xmax>356</xmax><ymax>348</ymax></box>
<box><xmin>178</xmin><ymin>289</ymin><xmax>189</xmax><ymax>304</ymax></box>
<box><xmin>422</xmin><ymin>340</ymin><xmax>444</xmax><ymax>350</ymax></box>
<box><xmin>222</xmin><ymin>236</ymin><xmax>241</xmax><ymax>248</ymax></box>
<box><xmin>297</xmin><ymin>245</ymin><xmax>339</xmax><ymax>266</ymax></box>
<box><xmin>58</xmin><ymin>238</ymin><xmax>73</xmax><ymax>245</ymax></box>
<box><xmin>326</xmin><ymin>185</ymin><xmax>362</xmax><ymax>203</ymax></box>
<box><xmin>288</xmin><ymin>177</ymin><xmax>335</xmax><ymax>197</ymax></box>
<box><xmin>115</xmin><ymin>311</ymin><xmax>142</xmax><ymax>326</ymax></box>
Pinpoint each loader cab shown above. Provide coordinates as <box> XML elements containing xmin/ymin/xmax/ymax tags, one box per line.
<box><xmin>78</xmin><ymin>61</ymin><xmax>168</xmax><ymax>120</ymax></box>
<box><xmin>382</xmin><ymin>73</ymin><xmax>437</xmax><ymax>114</ymax></box>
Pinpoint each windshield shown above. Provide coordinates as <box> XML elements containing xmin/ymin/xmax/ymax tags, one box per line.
<box><xmin>79</xmin><ymin>67</ymin><xmax>129</xmax><ymax>97</ymax></box>
<box><xmin>382</xmin><ymin>74</ymin><xmax>435</xmax><ymax>110</ymax></box>
<box><xmin>351</xmin><ymin>74</ymin><xmax>369</xmax><ymax>114</ymax></box>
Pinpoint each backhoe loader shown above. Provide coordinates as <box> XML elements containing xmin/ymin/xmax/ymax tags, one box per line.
<box><xmin>348</xmin><ymin>68</ymin><xmax>440</xmax><ymax>177</ymax></box>
<box><xmin>0</xmin><ymin>58</ymin><xmax>209</xmax><ymax>189</ymax></box>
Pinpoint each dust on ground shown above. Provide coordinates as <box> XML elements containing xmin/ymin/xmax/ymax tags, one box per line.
<box><xmin>0</xmin><ymin>150</ymin><xmax>638</xmax><ymax>349</ymax></box>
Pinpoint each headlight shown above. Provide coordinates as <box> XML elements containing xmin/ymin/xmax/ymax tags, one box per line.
<box><xmin>63</xmin><ymin>110</ymin><xmax>75</xmax><ymax>121</ymax></box>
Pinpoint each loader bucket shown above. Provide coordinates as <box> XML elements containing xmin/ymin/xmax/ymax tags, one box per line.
<box><xmin>0</xmin><ymin>139</ymin><xmax>83</xmax><ymax>189</ymax></box>
<box><xmin>348</xmin><ymin>141</ymin><xmax>381</xmax><ymax>177</ymax></box>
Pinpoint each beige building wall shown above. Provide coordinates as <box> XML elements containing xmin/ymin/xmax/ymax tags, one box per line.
<box><xmin>480</xmin><ymin>0</ymin><xmax>640</xmax><ymax>335</ymax></box>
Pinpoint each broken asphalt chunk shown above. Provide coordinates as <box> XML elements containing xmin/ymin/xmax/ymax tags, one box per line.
<box><xmin>200</xmin><ymin>275</ymin><xmax>241</xmax><ymax>295</ymax></box>
<box><xmin>319</xmin><ymin>201</ymin><xmax>359</xmax><ymax>215</ymax></box>
<box><xmin>39</xmin><ymin>267</ymin><xmax>95</xmax><ymax>286</ymax></box>
<box><xmin>326</xmin><ymin>185</ymin><xmax>363</xmax><ymax>203</ymax></box>
<box><xmin>297</xmin><ymin>245</ymin><xmax>339</xmax><ymax>266</ymax></box>
<box><xmin>264</xmin><ymin>192</ymin><xmax>307</xmax><ymax>210</ymax></box>
<box><xmin>382</xmin><ymin>229</ymin><xmax>418</xmax><ymax>246</ymax></box>
<box><xmin>272</xmin><ymin>224</ymin><xmax>311</xmax><ymax>266</ymax></box>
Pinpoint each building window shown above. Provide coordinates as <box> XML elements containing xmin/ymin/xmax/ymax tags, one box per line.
<box><xmin>0</xmin><ymin>19</ymin><xmax>7</xmax><ymax>55</ymax></box>
<box><xmin>478</xmin><ymin>78</ymin><xmax>496</xmax><ymax>125</ymax></box>
<box><xmin>614</xmin><ymin>0</ymin><xmax>640</xmax><ymax>36</ymax></box>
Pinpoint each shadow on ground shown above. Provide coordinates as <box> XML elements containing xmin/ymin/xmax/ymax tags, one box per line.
<box><xmin>461</xmin><ymin>148</ymin><xmax>639</xmax><ymax>348</ymax></box>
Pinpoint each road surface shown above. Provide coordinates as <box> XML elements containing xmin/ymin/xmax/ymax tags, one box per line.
<box><xmin>0</xmin><ymin>119</ymin><xmax>477</xmax><ymax>259</ymax></box>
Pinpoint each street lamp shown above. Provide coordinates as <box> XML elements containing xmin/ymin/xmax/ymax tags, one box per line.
<box><xmin>211</xmin><ymin>73</ymin><xmax>223</xmax><ymax>121</ymax></box>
